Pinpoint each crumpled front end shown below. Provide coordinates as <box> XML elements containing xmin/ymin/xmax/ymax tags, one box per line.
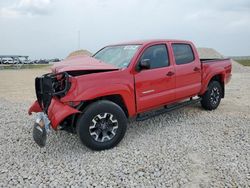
<box><xmin>28</xmin><ymin>72</ymin><xmax>80</xmax><ymax>147</ymax></box>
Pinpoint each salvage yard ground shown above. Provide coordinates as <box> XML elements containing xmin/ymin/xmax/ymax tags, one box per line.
<box><xmin>0</xmin><ymin>61</ymin><xmax>249</xmax><ymax>187</ymax></box>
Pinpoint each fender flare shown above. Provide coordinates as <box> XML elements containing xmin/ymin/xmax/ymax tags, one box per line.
<box><xmin>200</xmin><ymin>70</ymin><xmax>225</xmax><ymax>95</ymax></box>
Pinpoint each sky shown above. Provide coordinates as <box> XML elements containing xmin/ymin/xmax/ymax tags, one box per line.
<box><xmin>0</xmin><ymin>0</ymin><xmax>249</xmax><ymax>59</ymax></box>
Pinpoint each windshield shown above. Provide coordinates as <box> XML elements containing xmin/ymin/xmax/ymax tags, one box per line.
<box><xmin>93</xmin><ymin>45</ymin><xmax>141</xmax><ymax>68</ymax></box>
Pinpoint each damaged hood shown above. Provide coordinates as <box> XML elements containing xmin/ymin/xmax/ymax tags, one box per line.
<box><xmin>52</xmin><ymin>55</ymin><xmax>119</xmax><ymax>73</ymax></box>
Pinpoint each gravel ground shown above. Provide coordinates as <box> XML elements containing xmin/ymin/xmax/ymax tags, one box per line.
<box><xmin>0</xmin><ymin>61</ymin><xmax>249</xmax><ymax>187</ymax></box>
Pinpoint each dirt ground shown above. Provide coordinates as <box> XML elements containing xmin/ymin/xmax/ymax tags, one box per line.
<box><xmin>0</xmin><ymin>61</ymin><xmax>249</xmax><ymax>187</ymax></box>
<box><xmin>0</xmin><ymin>67</ymin><xmax>49</xmax><ymax>103</ymax></box>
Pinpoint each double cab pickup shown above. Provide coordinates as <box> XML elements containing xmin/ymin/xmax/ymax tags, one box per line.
<box><xmin>28</xmin><ymin>40</ymin><xmax>232</xmax><ymax>150</ymax></box>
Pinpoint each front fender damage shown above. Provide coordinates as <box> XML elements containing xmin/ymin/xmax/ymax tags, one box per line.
<box><xmin>28</xmin><ymin>100</ymin><xmax>42</xmax><ymax>115</ymax></box>
<box><xmin>29</xmin><ymin>99</ymin><xmax>80</xmax><ymax>147</ymax></box>
<box><xmin>28</xmin><ymin>99</ymin><xmax>80</xmax><ymax>130</ymax></box>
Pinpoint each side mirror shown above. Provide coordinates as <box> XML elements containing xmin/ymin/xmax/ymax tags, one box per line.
<box><xmin>138</xmin><ymin>59</ymin><xmax>150</xmax><ymax>71</ymax></box>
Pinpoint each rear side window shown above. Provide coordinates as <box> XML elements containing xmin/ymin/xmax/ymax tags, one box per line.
<box><xmin>172</xmin><ymin>44</ymin><xmax>195</xmax><ymax>65</ymax></box>
<box><xmin>140</xmin><ymin>44</ymin><xmax>169</xmax><ymax>69</ymax></box>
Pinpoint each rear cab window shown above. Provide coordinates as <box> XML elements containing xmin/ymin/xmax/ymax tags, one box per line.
<box><xmin>172</xmin><ymin>44</ymin><xmax>195</xmax><ymax>65</ymax></box>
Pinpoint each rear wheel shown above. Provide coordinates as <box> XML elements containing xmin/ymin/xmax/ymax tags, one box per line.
<box><xmin>201</xmin><ymin>81</ymin><xmax>222</xmax><ymax>110</ymax></box>
<box><xmin>76</xmin><ymin>100</ymin><xmax>127</xmax><ymax>151</ymax></box>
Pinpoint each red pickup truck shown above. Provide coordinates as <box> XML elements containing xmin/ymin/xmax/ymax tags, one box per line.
<box><xmin>28</xmin><ymin>40</ymin><xmax>232</xmax><ymax>150</ymax></box>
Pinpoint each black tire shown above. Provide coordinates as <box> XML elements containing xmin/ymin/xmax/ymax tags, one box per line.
<box><xmin>76</xmin><ymin>100</ymin><xmax>127</xmax><ymax>151</ymax></box>
<box><xmin>201</xmin><ymin>81</ymin><xmax>222</xmax><ymax>110</ymax></box>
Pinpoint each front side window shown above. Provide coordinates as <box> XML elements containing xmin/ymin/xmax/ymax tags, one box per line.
<box><xmin>172</xmin><ymin>44</ymin><xmax>195</xmax><ymax>65</ymax></box>
<box><xmin>93</xmin><ymin>45</ymin><xmax>140</xmax><ymax>68</ymax></box>
<box><xmin>140</xmin><ymin>44</ymin><xmax>169</xmax><ymax>69</ymax></box>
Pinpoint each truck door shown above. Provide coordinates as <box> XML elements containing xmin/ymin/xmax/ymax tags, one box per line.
<box><xmin>171</xmin><ymin>43</ymin><xmax>202</xmax><ymax>99</ymax></box>
<box><xmin>134</xmin><ymin>44</ymin><xmax>176</xmax><ymax>112</ymax></box>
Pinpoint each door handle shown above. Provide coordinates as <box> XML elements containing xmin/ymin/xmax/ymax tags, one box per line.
<box><xmin>166</xmin><ymin>71</ymin><xmax>175</xmax><ymax>76</ymax></box>
<box><xmin>193</xmin><ymin>67</ymin><xmax>200</xmax><ymax>72</ymax></box>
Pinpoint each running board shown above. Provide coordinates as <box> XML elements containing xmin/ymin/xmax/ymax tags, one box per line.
<box><xmin>136</xmin><ymin>98</ymin><xmax>201</xmax><ymax>121</ymax></box>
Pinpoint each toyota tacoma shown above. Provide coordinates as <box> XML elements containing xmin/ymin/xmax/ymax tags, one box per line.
<box><xmin>28</xmin><ymin>40</ymin><xmax>232</xmax><ymax>150</ymax></box>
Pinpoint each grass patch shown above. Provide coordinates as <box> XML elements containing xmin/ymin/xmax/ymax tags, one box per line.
<box><xmin>235</xmin><ymin>60</ymin><xmax>250</xmax><ymax>66</ymax></box>
<box><xmin>0</xmin><ymin>64</ymin><xmax>51</xmax><ymax>70</ymax></box>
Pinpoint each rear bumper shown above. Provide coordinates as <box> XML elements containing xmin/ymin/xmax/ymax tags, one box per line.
<box><xmin>28</xmin><ymin>99</ymin><xmax>80</xmax><ymax>129</ymax></box>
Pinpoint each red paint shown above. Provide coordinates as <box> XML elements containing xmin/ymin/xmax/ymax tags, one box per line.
<box><xmin>47</xmin><ymin>98</ymin><xmax>80</xmax><ymax>129</ymax></box>
<box><xmin>28</xmin><ymin>100</ymin><xmax>42</xmax><ymax>115</ymax></box>
<box><xmin>28</xmin><ymin>40</ymin><xmax>232</xmax><ymax>129</ymax></box>
<box><xmin>51</xmin><ymin>55</ymin><xmax>118</xmax><ymax>73</ymax></box>
<box><xmin>200</xmin><ymin>59</ymin><xmax>232</xmax><ymax>94</ymax></box>
<box><xmin>29</xmin><ymin>99</ymin><xmax>80</xmax><ymax>129</ymax></box>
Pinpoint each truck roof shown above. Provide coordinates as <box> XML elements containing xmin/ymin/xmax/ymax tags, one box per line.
<box><xmin>110</xmin><ymin>39</ymin><xmax>192</xmax><ymax>46</ymax></box>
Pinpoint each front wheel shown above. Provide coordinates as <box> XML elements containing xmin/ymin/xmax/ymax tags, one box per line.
<box><xmin>76</xmin><ymin>100</ymin><xmax>127</xmax><ymax>151</ymax></box>
<box><xmin>201</xmin><ymin>81</ymin><xmax>222</xmax><ymax>110</ymax></box>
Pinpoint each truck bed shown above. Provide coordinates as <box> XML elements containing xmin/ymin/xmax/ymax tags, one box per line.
<box><xmin>201</xmin><ymin>58</ymin><xmax>232</xmax><ymax>94</ymax></box>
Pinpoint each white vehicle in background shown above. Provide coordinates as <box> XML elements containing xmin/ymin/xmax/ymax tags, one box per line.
<box><xmin>13</xmin><ymin>59</ymin><xmax>20</xmax><ymax>64</ymax></box>
<box><xmin>3</xmin><ymin>58</ymin><xmax>14</xmax><ymax>64</ymax></box>
<box><xmin>22</xmin><ymin>59</ymin><xmax>31</xmax><ymax>64</ymax></box>
<box><xmin>0</xmin><ymin>55</ymin><xmax>30</xmax><ymax>65</ymax></box>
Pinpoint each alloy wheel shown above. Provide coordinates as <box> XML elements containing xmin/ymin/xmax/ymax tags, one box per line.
<box><xmin>89</xmin><ymin>113</ymin><xmax>118</xmax><ymax>142</ymax></box>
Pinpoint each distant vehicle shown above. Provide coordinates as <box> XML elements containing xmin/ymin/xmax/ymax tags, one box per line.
<box><xmin>0</xmin><ymin>55</ymin><xmax>29</xmax><ymax>64</ymax></box>
<box><xmin>3</xmin><ymin>58</ymin><xmax>14</xmax><ymax>64</ymax></box>
<box><xmin>22</xmin><ymin>59</ymin><xmax>32</xmax><ymax>64</ymax></box>
<box><xmin>50</xmin><ymin>58</ymin><xmax>60</xmax><ymax>62</ymax></box>
<box><xmin>37</xmin><ymin>59</ymin><xmax>49</xmax><ymax>64</ymax></box>
<box><xmin>29</xmin><ymin>60</ymin><xmax>37</xmax><ymax>64</ymax></box>
<box><xmin>29</xmin><ymin>39</ymin><xmax>232</xmax><ymax>150</ymax></box>
<box><xmin>13</xmin><ymin>60</ymin><xmax>20</xmax><ymax>64</ymax></box>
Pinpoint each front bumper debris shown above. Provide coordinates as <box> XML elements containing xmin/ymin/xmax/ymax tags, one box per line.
<box><xmin>29</xmin><ymin>99</ymin><xmax>80</xmax><ymax>130</ymax></box>
<box><xmin>33</xmin><ymin>112</ymin><xmax>51</xmax><ymax>147</ymax></box>
<box><xmin>35</xmin><ymin>72</ymin><xmax>70</xmax><ymax>113</ymax></box>
<box><xmin>29</xmin><ymin>72</ymin><xmax>80</xmax><ymax>146</ymax></box>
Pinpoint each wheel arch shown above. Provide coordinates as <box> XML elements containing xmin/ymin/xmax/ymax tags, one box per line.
<box><xmin>201</xmin><ymin>73</ymin><xmax>225</xmax><ymax>98</ymax></box>
<box><xmin>80</xmin><ymin>94</ymin><xmax>129</xmax><ymax>117</ymax></box>
<box><xmin>70</xmin><ymin>94</ymin><xmax>130</xmax><ymax>131</ymax></box>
